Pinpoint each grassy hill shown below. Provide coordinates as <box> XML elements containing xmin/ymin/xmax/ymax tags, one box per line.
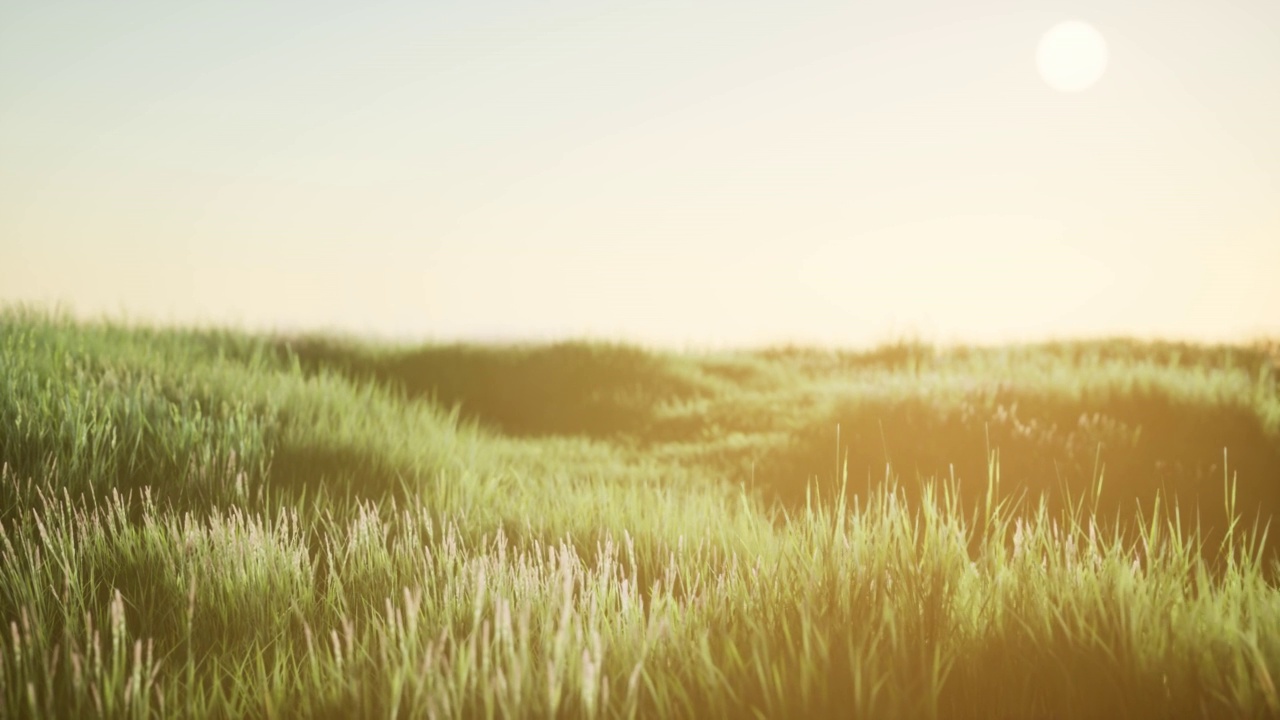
<box><xmin>2</xmin><ymin>306</ymin><xmax>1279</xmax><ymax>718</ymax></box>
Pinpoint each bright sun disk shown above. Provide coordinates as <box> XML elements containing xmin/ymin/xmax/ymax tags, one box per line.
<box><xmin>1037</xmin><ymin>20</ymin><xmax>1109</xmax><ymax>92</ymax></box>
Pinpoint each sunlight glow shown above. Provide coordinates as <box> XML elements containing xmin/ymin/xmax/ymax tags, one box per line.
<box><xmin>2</xmin><ymin>2</ymin><xmax>1278</xmax><ymax>346</ymax></box>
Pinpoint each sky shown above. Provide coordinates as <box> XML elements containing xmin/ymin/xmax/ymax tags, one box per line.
<box><xmin>2</xmin><ymin>0</ymin><xmax>1279</xmax><ymax>347</ymax></box>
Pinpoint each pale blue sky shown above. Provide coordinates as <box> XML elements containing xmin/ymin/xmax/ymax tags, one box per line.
<box><xmin>3</xmin><ymin>0</ymin><xmax>1278</xmax><ymax>345</ymax></box>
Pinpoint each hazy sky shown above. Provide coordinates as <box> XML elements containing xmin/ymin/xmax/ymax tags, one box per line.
<box><xmin>3</xmin><ymin>0</ymin><xmax>1278</xmax><ymax>347</ymax></box>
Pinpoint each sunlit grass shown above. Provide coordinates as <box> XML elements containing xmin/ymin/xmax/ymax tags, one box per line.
<box><xmin>2</xmin><ymin>307</ymin><xmax>1278</xmax><ymax>718</ymax></box>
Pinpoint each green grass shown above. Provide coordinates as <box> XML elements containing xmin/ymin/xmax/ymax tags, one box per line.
<box><xmin>2</xmin><ymin>305</ymin><xmax>1279</xmax><ymax>718</ymax></box>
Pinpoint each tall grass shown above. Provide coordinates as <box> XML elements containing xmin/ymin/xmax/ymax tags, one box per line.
<box><xmin>1</xmin><ymin>307</ymin><xmax>1278</xmax><ymax>718</ymax></box>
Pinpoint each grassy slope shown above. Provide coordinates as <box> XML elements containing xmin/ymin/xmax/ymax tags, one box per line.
<box><xmin>2</xmin><ymin>307</ymin><xmax>1279</xmax><ymax>718</ymax></box>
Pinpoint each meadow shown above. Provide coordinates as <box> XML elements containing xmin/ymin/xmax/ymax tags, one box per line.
<box><xmin>2</xmin><ymin>306</ymin><xmax>1279</xmax><ymax>718</ymax></box>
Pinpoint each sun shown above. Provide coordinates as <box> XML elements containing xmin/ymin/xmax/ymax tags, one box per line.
<box><xmin>1036</xmin><ymin>21</ymin><xmax>1109</xmax><ymax>93</ymax></box>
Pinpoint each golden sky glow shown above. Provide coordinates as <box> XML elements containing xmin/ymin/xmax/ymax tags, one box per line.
<box><xmin>2</xmin><ymin>0</ymin><xmax>1279</xmax><ymax>346</ymax></box>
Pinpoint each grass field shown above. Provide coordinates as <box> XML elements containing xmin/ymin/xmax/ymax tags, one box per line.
<box><xmin>2</xmin><ymin>306</ymin><xmax>1279</xmax><ymax>718</ymax></box>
